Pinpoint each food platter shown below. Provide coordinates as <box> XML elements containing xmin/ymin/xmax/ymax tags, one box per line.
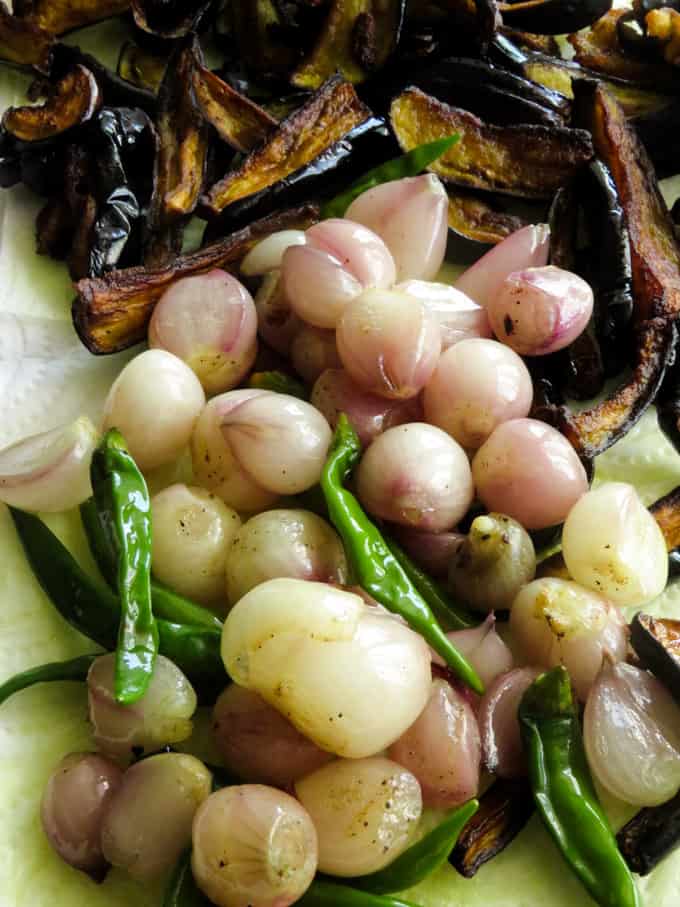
<box><xmin>4</xmin><ymin>5</ymin><xmax>680</xmax><ymax>907</ymax></box>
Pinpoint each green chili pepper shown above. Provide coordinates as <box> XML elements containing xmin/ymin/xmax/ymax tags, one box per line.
<box><xmin>248</xmin><ymin>370</ymin><xmax>308</xmax><ymax>399</ymax></box>
<box><xmin>164</xmin><ymin>850</ymin><xmax>209</xmax><ymax>907</ymax></box>
<box><xmin>91</xmin><ymin>429</ymin><xmax>158</xmax><ymax>704</ymax></box>
<box><xmin>299</xmin><ymin>880</ymin><xmax>421</xmax><ymax>907</ymax></box>
<box><xmin>519</xmin><ymin>667</ymin><xmax>640</xmax><ymax>907</ymax></box>
<box><xmin>321</xmin><ymin>133</ymin><xmax>460</xmax><ymax>219</ymax></box>
<box><xmin>321</xmin><ymin>415</ymin><xmax>484</xmax><ymax>695</ymax></box>
<box><xmin>9</xmin><ymin>508</ymin><xmax>226</xmax><ymax>701</ymax></box>
<box><xmin>383</xmin><ymin>536</ymin><xmax>476</xmax><ymax>632</ymax></box>
<box><xmin>0</xmin><ymin>654</ymin><xmax>96</xmax><ymax>707</ymax></box>
<box><xmin>349</xmin><ymin>798</ymin><xmax>479</xmax><ymax>893</ymax></box>
<box><xmin>81</xmin><ymin>498</ymin><xmax>223</xmax><ymax>632</ymax></box>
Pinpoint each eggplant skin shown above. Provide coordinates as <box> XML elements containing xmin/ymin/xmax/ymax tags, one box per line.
<box><xmin>390</xmin><ymin>87</ymin><xmax>593</xmax><ymax>199</ymax></box>
<box><xmin>202</xmin><ymin>75</ymin><xmax>373</xmax><ymax>217</ymax></box>
<box><xmin>0</xmin><ymin>5</ymin><xmax>53</xmax><ymax>73</ymax></box>
<box><xmin>2</xmin><ymin>65</ymin><xmax>101</xmax><ymax>144</ymax></box>
<box><xmin>190</xmin><ymin>64</ymin><xmax>277</xmax><ymax>153</ymax></box>
<box><xmin>630</xmin><ymin>613</ymin><xmax>680</xmax><ymax>708</ymax></box>
<box><xmin>573</xmin><ymin>81</ymin><xmax>680</xmax><ymax>325</ymax></box>
<box><xmin>13</xmin><ymin>0</ymin><xmax>131</xmax><ymax>36</ymax></box>
<box><xmin>131</xmin><ymin>0</ymin><xmax>212</xmax><ymax>39</ymax></box>
<box><xmin>449</xmin><ymin>779</ymin><xmax>534</xmax><ymax>878</ymax></box>
<box><xmin>617</xmin><ymin>790</ymin><xmax>680</xmax><ymax>876</ymax></box>
<box><xmin>569</xmin><ymin>9</ymin><xmax>680</xmax><ymax>90</ymax></box>
<box><xmin>499</xmin><ymin>0</ymin><xmax>611</xmax><ymax>37</ymax></box>
<box><xmin>291</xmin><ymin>0</ymin><xmax>406</xmax><ymax>89</ymax></box>
<box><xmin>447</xmin><ymin>188</ymin><xmax>527</xmax><ymax>244</ymax></box>
<box><xmin>73</xmin><ymin>204</ymin><xmax>320</xmax><ymax>355</ymax></box>
<box><xmin>649</xmin><ymin>484</ymin><xmax>680</xmax><ymax>553</ymax></box>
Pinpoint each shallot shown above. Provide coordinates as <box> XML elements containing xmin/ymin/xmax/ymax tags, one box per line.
<box><xmin>221</xmin><ymin>579</ymin><xmax>432</xmax><ymax>758</ymax></box>
<box><xmin>0</xmin><ymin>416</ymin><xmax>98</xmax><ymax>512</ymax></box>
<box><xmin>282</xmin><ymin>219</ymin><xmax>396</xmax><ymax>329</ymax></box>
<box><xmin>337</xmin><ymin>288</ymin><xmax>441</xmax><ymax>400</ymax></box>
<box><xmin>295</xmin><ymin>757</ymin><xmax>422</xmax><ymax>876</ymax></box>
<box><xmin>310</xmin><ymin>368</ymin><xmax>422</xmax><ymax>446</ymax></box>
<box><xmin>472</xmin><ymin>418</ymin><xmax>589</xmax><ymax>529</ymax></box>
<box><xmin>478</xmin><ymin>668</ymin><xmax>541</xmax><ymax>778</ymax></box>
<box><xmin>290</xmin><ymin>324</ymin><xmax>342</xmax><ymax>384</ymax></box>
<box><xmin>446</xmin><ymin>614</ymin><xmax>514</xmax><ymax>688</ymax></box>
<box><xmin>562</xmin><ymin>482</ymin><xmax>668</xmax><ymax>606</ymax></box>
<box><xmin>455</xmin><ymin>223</ymin><xmax>550</xmax><ymax>307</ymax></box>
<box><xmin>488</xmin><ymin>265</ymin><xmax>594</xmax><ymax>357</ymax></box>
<box><xmin>345</xmin><ymin>174</ymin><xmax>448</xmax><ymax>281</ymax></box>
<box><xmin>224</xmin><ymin>509</ymin><xmax>348</xmax><ymax>606</ymax></box>
<box><xmin>388</xmin><ymin>679</ymin><xmax>480</xmax><ymax>808</ymax></box>
<box><xmin>148</xmin><ymin>270</ymin><xmax>258</xmax><ymax>394</ymax></box>
<box><xmin>102</xmin><ymin>349</ymin><xmax>205</xmax><ymax>472</ymax></box>
<box><xmin>241</xmin><ymin>229</ymin><xmax>307</xmax><ymax>276</ymax></box>
<box><xmin>585</xmin><ymin>660</ymin><xmax>680</xmax><ymax>806</ymax></box>
<box><xmin>510</xmin><ymin>578</ymin><xmax>628</xmax><ymax>700</ymax></box>
<box><xmin>356</xmin><ymin>423</ymin><xmax>474</xmax><ymax>532</ymax></box>
<box><xmin>254</xmin><ymin>271</ymin><xmax>302</xmax><ymax>356</ymax></box>
<box><xmin>192</xmin><ymin>785</ymin><xmax>318</xmax><ymax>907</ymax></box>
<box><xmin>396</xmin><ymin>279</ymin><xmax>492</xmax><ymax>349</ymax></box>
<box><xmin>423</xmin><ymin>339</ymin><xmax>533</xmax><ymax>449</ymax></box>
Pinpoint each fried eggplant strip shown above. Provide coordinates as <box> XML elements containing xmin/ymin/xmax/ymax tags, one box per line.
<box><xmin>390</xmin><ymin>87</ymin><xmax>593</xmax><ymax>199</ymax></box>
<box><xmin>131</xmin><ymin>0</ymin><xmax>213</xmax><ymax>38</ymax></box>
<box><xmin>229</xmin><ymin>0</ymin><xmax>300</xmax><ymax>79</ymax></box>
<box><xmin>449</xmin><ymin>779</ymin><xmax>535</xmax><ymax>878</ymax></box>
<box><xmin>573</xmin><ymin>81</ymin><xmax>680</xmax><ymax>324</ymax></box>
<box><xmin>14</xmin><ymin>0</ymin><xmax>131</xmax><ymax>35</ymax></box>
<box><xmin>568</xmin><ymin>9</ymin><xmax>680</xmax><ymax>91</ymax></box>
<box><xmin>0</xmin><ymin>5</ymin><xmax>53</xmax><ymax>73</ymax></box>
<box><xmin>447</xmin><ymin>189</ymin><xmax>527</xmax><ymax>244</ymax></box>
<box><xmin>191</xmin><ymin>64</ymin><xmax>277</xmax><ymax>153</ymax></box>
<box><xmin>2</xmin><ymin>65</ymin><xmax>100</xmax><ymax>143</ymax></box>
<box><xmin>203</xmin><ymin>75</ymin><xmax>372</xmax><ymax>217</ymax></box>
<box><xmin>498</xmin><ymin>0</ymin><xmax>610</xmax><ymax>36</ymax></box>
<box><xmin>117</xmin><ymin>41</ymin><xmax>167</xmax><ymax>95</ymax></box>
<box><xmin>144</xmin><ymin>35</ymin><xmax>209</xmax><ymax>268</ymax></box>
<box><xmin>291</xmin><ymin>0</ymin><xmax>405</xmax><ymax>88</ymax></box>
<box><xmin>73</xmin><ymin>204</ymin><xmax>320</xmax><ymax>354</ymax></box>
<box><xmin>649</xmin><ymin>486</ymin><xmax>680</xmax><ymax>551</ymax></box>
<box><xmin>541</xmin><ymin>318</ymin><xmax>677</xmax><ymax>459</ymax></box>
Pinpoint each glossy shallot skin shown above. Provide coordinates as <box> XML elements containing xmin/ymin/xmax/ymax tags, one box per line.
<box><xmin>282</xmin><ymin>219</ymin><xmax>396</xmax><ymax>329</ymax></box>
<box><xmin>479</xmin><ymin>667</ymin><xmax>541</xmax><ymax>778</ymax></box>
<box><xmin>41</xmin><ymin>752</ymin><xmax>123</xmax><ymax>879</ymax></box>
<box><xmin>388</xmin><ymin>679</ymin><xmax>480</xmax><ymax>809</ymax></box>
<box><xmin>148</xmin><ymin>270</ymin><xmax>258</xmax><ymax>394</ymax></box>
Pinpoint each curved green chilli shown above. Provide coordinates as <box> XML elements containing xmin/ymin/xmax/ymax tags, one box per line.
<box><xmin>349</xmin><ymin>798</ymin><xmax>479</xmax><ymax>893</ymax></box>
<box><xmin>91</xmin><ymin>429</ymin><xmax>158</xmax><ymax>704</ymax></box>
<box><xmin>321</xmin><ymin>133</ymin><xmax>461</xmax><ymax>218</ymax></box>
<box><xmin>9</xmin><ymin>508</ymin><xmax>225</xmax><ymax>702</ymax></box>
<box><xmin>0</xmin><ymin>654</ymin><xmax>96</xmax><ymax>707</ymax></box>
<box><xmin>519</xmin><ymin>667</ymin><xmax>639</xmax><ymax>907</ymax></box>
<box><xmin>383</xmin><ymin>535</ymin><xmax>476</xmax><ymax>632</ymax></box>
<box><xmin>299</xmin><ymin>880</ymin><xmax>422</xmax><ymax>907</ymax></box>
<box><xmin>321</xmin><ymin>414</ymin><xmax>484</xmax><ymax>695</ymax></box>
<box><xmin>81</xmin><ymin>497</ymin><xmax>223</xmax><ymax>632</ymax></box>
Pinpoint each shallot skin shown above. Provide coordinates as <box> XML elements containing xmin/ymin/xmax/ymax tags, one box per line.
<box><xmin>388</xmin><ymin>679</ymin><xmax>481</xmax><ymax>809</ymax></box>
<box><xmin>562</xmin><ymin>481</ymin><xmax>668</xmax><ymax>606</ymax></box>
<box><xmin>345</xmin><ymin>174</ymin><xmax>449</xmax><ymax>281</ymax></box>
<box><xmin>282</xmin><ymin>219</ymin><xmax>396</xmax><ymax>329</ymax></box>
<box><xmin>478</xmin><ymin>667</ymin><xmax>541</xmax><ymax>778</ymax></box>
<box><xmin>336</xmin><ymin>288</ymin><xmax>442</xmax><ymax>400</ymax></box>
<box><xmin>0</xmin><ymin>416</ymin><xmax>98</xmax><ymax>513</ymax></box>
<box><xmin>212</xmin><ymin>686</ymin><xmax>333</xmax><ymax>787</ymax></box>
<box><xmin>446</xmin><ymin>614</ymin><xmax>514</xmax><ymax>689</ymax></box>
<box><xmin>455</xmin><ymin>224</ymin><xmax>551</xmax><ymax>307</ymax></box>
<box><xmin>488</xmin><ymin>265</ymin><xmax>594</xmax><ymax>357</ymax></box>
<box><xmin>509</xmin><ymin>577</ymin><xmax>628</xmax><ymax>701</ymax></box>
<box><xmin>472</xmin><ymin>418</ymin><xmax>589</xmax><ymax>530</ymax></box>
<box><xmin>295</xmin><ymin>757</ymin><xmax>422</xmax><ymax>876</ymax></box>
<box><xmin>148</xmin><ymin>270</ymin><xmax>258</xmax><ymax>395</ymax></box>
<box><xmin>254</xmin><ymin>271</ymin><xmax>303</xmax><ymax>356</ymax></box>
<box><xmin>585</xmin><ymin>660</ymin><xmax>680</xmax><ymax>807</ymax></box>
<box><xmin>423</xmin><ymin>339</ymin><xmax>533</xmax><ymax>450</ymax></box>
<box><xmin>41</xmin><ymin>752</ymin><xmax>123</xmax><ymax>878</ymax></box>
<box><xmin>356</xmin><ymin>423</ymin><xmax>474</xmax><ymax>532</ymax></box>
<box><xmin>221</xmin><ymin>579</ymin><xmax>432</xmax><ymax>758</ymax></box>
<box><xmin>102</xmin><ymin>349</ymin><xmax>205</xmax><ymax>472</ymax></box>
<box><xmin>311</xmin><ymin>369</ymin><xmax>422</xmax><ymax>446</ymax></box>
<box><xmin>241</xmin><ymin>229</ymin><xmax>307</xmax><ymax>276</ymax></box>
<box><xmin>396</xmin><ymin>280</ymin><xmax>492</xmax><ymax>349</ymax></box>
<box><xmin>192</xmin><ymin>786</ymin><xmax>318</xmax><ymax>907</ymax></box>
